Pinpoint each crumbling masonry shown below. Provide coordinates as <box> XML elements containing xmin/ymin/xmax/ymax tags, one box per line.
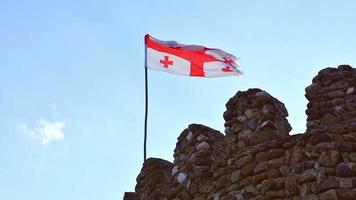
<box><xmin>125</xmin><ymin>65</ymin><xmax>356</xmax><ymax>200</ymax></box>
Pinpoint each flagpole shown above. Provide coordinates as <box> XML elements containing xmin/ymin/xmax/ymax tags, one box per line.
<box><xmin>144</xmin><ymin>43</ymin><xmax>148</xmax><ymax>162</ymax></box>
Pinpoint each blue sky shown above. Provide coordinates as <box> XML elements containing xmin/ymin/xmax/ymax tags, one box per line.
<box><xmin>1</xmin><ymin>0</ymin><xmax>356</xmax><ymax>199</ymax></box>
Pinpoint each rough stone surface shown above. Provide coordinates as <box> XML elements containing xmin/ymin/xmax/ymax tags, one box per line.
<box><xmin>126</xmin><ymin>158</ymin><xmax>173</xmax><ymax>200</ymax></box>
<box><xmin>125</xmin><ymin>65</ymin><xmax>356</xmax><ymax>200</ymax></box>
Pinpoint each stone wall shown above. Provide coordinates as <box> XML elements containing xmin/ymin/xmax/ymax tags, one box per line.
<box><xmin>124</xmin><ymin>65</ymin><xmax>356</xmax><ymax>200</ymax></box>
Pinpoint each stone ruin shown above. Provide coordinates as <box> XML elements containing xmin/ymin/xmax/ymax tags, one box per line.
<box><xmin>124</xmin><ymin>65</ymin><xmax>356</xmax><ymax>200</ymax></box>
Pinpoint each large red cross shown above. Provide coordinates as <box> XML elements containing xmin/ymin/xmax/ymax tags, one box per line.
<box><xmin>160</xmin><ymin>56</ymin><xmax>173</xmax><ymax>68</ymax></box>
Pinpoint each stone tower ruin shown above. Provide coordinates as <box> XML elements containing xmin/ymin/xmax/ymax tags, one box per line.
<box><xmin>124</xmin><ymin>65</ymin><xmax>356</xmax><ymax>200</ymax></box>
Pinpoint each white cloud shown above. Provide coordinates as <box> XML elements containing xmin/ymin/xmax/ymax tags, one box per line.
<box><xmin>20</xmin><ymin>119</ymin><xmax>65</xmax><ymax>145</ymax></box>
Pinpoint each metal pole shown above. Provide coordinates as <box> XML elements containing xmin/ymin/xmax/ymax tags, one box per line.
<box><xmin>144</xmin><ymin>44</ymin><xmax>148</xmax><ymax>162</ymax></box>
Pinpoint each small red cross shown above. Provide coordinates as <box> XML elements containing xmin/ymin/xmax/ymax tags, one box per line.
<box><xmin>160</xmin><ymin>56</ymin><xmax>173</xmax><ymax>68</ymax></box>
<box><xmin>223</xmin><ymin>58</ymin><xmax>234</xmax><ymax>65</ymax></box>
<box><xmin>222</xmin><ymin>66</ymin><xmax>233</xmax><ymax>72</ymax></box>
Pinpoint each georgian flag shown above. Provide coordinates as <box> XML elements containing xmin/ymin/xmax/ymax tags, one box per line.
<box><xmin>145</xmin><ymin>34</ymin><xmax>242</xmax><ymax>78</ymax></box>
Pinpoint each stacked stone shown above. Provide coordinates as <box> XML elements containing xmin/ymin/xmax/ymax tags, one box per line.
<box><xmin>224</xmin><ymin>88</ymin><xmax>292</xmax><ymax>152</ymax></box>
<box><xmin>125</xmin><ymin>66</ymin><xmax>356</xmax><ymax>200</ymax></box>
<box><xmin>305</xmin><ymin>65</ymin><xmax>356</xmax><ymax>135</ymax></box>
<box><xmin>286</xmin><ymin>144</ymin><xmax>356</xmax><ymax>200</ymax></box>
<box><xmin>212</xmin><ymin>142</ymin><xmax>289</xmax><ymax>199</ymax></box>
<box><xmin>132</xmin><ymin>158</ymin><xmax>173</xmax><ymax>200</ymax></box>
<box><xmin>123</xmin><ymin>192</ymin><xmax>136</xmax><ymax>200</ymax></box>
<box><xmin>303</xmin><ymin>65</ymin><xmax>356</xmax><ymax>199</ymax></box>
<box><xmin>212</xmin><ymin>89</ymin><xmax>293</xmax><ymax>199</ymax></box>
<box><xmin>170</xmin><ymin>124</ymin><xmax>224</xmax><ymax>200</ymax></box>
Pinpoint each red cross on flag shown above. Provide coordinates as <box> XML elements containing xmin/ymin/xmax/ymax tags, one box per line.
<box><xmin>145</xmin><ymin>34</ymin><xmax>242</xmax><ymax>78</ymax></box>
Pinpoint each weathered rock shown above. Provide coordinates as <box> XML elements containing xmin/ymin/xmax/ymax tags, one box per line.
<box><xmin>254</xmin><ymin>162</ymin><xmax>269</xmax><ymax>174</ymax></box>
<box><xmin>330</xmin><ymin>80</ymin><xmax>348</xmax><ymax>90</ymax></box>
<box><xmin>302</xmin><ymin>194</ymin><xmax>318</xmax><ymax>200</ymax></box>
<box><xmin>258</xmin><ymin>179</ymin><xmax>275</xmax><ymax>194</ymax></box>
<box><xmin>236</xmin><ymin>155</ymin><xmax>254</xmax><ymax>169</ymax></box>
<box><xmin>339</xmin><ymin>178</ymin><xmax>353</xmax><ymax>188</ymax></box>
<box><xmin>318</xmin><ymin>189</ymin><xmax>338</xmax><ymax>200</ymax></box>
<box><xmin>328</xmin><ymin>90</ymin><xmax>345</xmax><ymax>98</ymax></box>
<box><xmin>308</xmin><ymin>132</ymin><xmax>331</xmax><ymax>144</ymax></box>
<box><xmin>306</xmin><ymin>83</ymin><xmax>320</xmax><ymax>94</ymax></box>
<box><xmin>238</xmin><ymin>129</ymin><xmax>254</xmax><ymax>141</ymax></box>
<box><xmin>177</xmin><ymin>172</ymin><xmax>188</xmax><ymax>184</ymax></box>
<box><xmin>244</xmin><ymin>108</ymin><xmax>260</xmax><ymax>120</ymax></box>
<box><xmin>189</xmin><ymin>181</ymin><xmax>198</xmax><ymax>195</ymax></box>
<box><xmin>336</xmin><ymin>188</ymin><xmax>356</xmax><ymax>199</ymax></box>
<box><xmin>215</xmin><ymin>175</ymin><xmax>229</xmax><ymax>190</ymax></box>
<box><xmin>186</xmin><ymin>131</ymin><xmax>193</xmax><ymax>141</ymax></box>
<box><xmin>231</xmin><ymin>170</ymin><xmax>241</xmax><ymax>183</ymax></box>
<box><xmin>199</xmin><ymin>180</ymin><xmax>214</xmax><ymax>193</ymax></box>
<box><xmin>298</xmin><ymin>169</ymin><xmax>317</xmax><ymax>183</ymax></box>
<box><xmin>349</xmin><ymin>152</ymin><xmax>356</xmax><ymax>162</ymax></box>
<box><xmin>123</xmin><ymin>192</ymin><xmax>136</xmax><ymax>200</ymax></box>
<box><xmin>196</xmin><ymin>141</ymin><xmax>210</xmax><ymax>151</ymax></box>
<box><xmin>347</xmin><ymin>87</ymin><xmax>354</xmax><ymax>94</ymax></box>
<box><xmin>319</xmin><ymin>177</ymin><xmax>339</xmax><ymax>191</ymax></box>
<box><xmin>249</xmin><ymin>129</ymin><xmax>279</xmax><ymax>145</ymax></box>
<box><xmin>319</xmin><ymin>150</ymin><xmax>340</xmax><ymax>167</ymax></box>
<box><xmin>320</xmin><ymin>113</ymin><xmax>339</xmax><ymax>125</ymax></box>
<box><xmin>197</xmin><ymin>134</ymin><xmax>208</xmax><ymax>142</ymax></box>
<box><xmin>336</xmin><ymin>163</ymin><xmax>354</xmax><ymax>177</ymax></box>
